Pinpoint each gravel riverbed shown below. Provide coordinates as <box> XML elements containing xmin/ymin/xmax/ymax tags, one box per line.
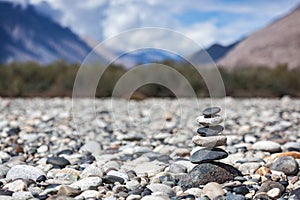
<box><xmin>0</xmin><ymin>97</ymin><xmax>299</xmax><ymax>200</ymax></box>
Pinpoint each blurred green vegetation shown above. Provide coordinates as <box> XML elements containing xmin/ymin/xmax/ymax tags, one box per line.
<box><xmin>0</xmin><ymin>61</ymin><xmax>299</xmax><ymax>98</ymax></box>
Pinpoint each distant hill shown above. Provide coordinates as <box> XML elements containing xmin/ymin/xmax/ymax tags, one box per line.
<box><xmin>0</xmin><ymin>2</ymin><xmax>93</xmax><ymax>64</ymax></box>
<box><xmin>218</xmin><ymin>4</ymin><xmax>300</xmax><ymax>69</ymax></box>
<box><xmin>189</xmin><ymin>42</ymin><xmax>239</xmax><ymax>65</ymax></box>
<box><xmin>83</xmin><ymin>36</ymin><xmax>183</xmax><ymax>68</ymax></box>
<box><xmin>115</xmin><ymin>49</ymin><xmax>183</xmax><ymax>68</ymax></box>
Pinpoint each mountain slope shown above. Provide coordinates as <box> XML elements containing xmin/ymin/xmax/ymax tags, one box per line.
<box><xmin>0</xmin><ymin>2</ymin><xmax>93</xmax><ymax>64</ymax></box>
<box><xmin>218</xmin><ymin>5</ymin><xmax>300</xmax><ymax>69</ymax></box>
<box><xmin>189</xmin><ymin>42</ymin><xmax>239</xmax><ymax>64</ymax></box>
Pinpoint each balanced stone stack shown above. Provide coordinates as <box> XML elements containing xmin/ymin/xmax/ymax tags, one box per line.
<box><xmin>179</xmin><ymin>107</ymin><xmax>241</xmax><ymax>189</ymax></box>
<box><xmin>191</xmin><ymin>107</ymin><xmax>228</xmax><ymax>163</ymax></box>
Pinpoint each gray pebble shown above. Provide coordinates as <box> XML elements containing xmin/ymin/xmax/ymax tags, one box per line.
<box><xmin>6</xmin><ymin>165</ymin><xmax>45</xmax><ymax>181</ymax></box>
<box><xmin>270</xmin><ymin>156</ymin><xmax>299</xmax><ymax>175</ymax></box>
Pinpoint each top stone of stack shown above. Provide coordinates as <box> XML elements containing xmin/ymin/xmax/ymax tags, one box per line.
<box><xmin>202</xmin><ymin>107</ymin><xmax>221</xmax><ymax>117</ymax></box>
<box><xmin>196</xmin><ymin>107</ymin><xmax>223</xmax><ymax>126</ymax></box>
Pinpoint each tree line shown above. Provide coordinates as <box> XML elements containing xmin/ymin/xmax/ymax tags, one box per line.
<box><xmin>0</xmin><ymin>60</ymin><xmax>299</xmax><ymax>98</ymax></box>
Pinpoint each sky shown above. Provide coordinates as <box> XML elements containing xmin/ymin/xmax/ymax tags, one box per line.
<box><xmin>3</xmin><ymin>0</ymin><xmax>300</xmax><ymax>54</ymax></box>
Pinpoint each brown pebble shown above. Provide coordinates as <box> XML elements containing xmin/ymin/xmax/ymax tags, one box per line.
<box><xmin>271</xmin><ymin>152</ymin><xmax>300</xmax><ymax>160</ymax></box>
<box><xmin>165</xmin><ymin>112</ymin><xmax>173</xmax><ymax>121</ymax></box>
<box><xmin>57</xmin><ymin>185</ymin><xmax>81</xmax><ymax>197</ymax></box>
<box><xmin>270</xmin><ymin>174</ymin><xmax>281</xmax><ymax>182</ymax></box>
<box><xmin>109</xmin><ymin>143</ymin><xmax>120</xmax><ymax>150</ymax></box>
<box><xmin>174</xmin><ymin>148</ymin><xmax>190</xmax><ymax>157</ymax></box>
<box><xmin>256</xmin><ymin>167</ymin><xmax>272</xmax><ymax>176</ymax></box>
<box><xmin>290</xmin><ymin>176</ymin><xmax>299</xmax><ymax>184</ymax></box>
<box><xmin>14</xmin><ymin>143</ymin><xmax>24</xmax><ymax>153</ymax></box>
<box><xmin>270</xmin><ymin>138</ymin><xmax>289</xmax><ymax>145</ymax></box>
<box><xmin>254</xmin><ymin>192</ymin><xmax>272</xmax><ymax>200</ymax></box>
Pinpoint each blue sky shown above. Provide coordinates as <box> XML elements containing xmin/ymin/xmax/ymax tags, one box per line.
<box><xmin>3</xmin><ymin>0</ymin><xmax>300</xmax><ymax>54</ymax></box>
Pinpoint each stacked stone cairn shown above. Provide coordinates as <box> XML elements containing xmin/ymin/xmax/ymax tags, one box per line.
<box><xmin>179</xmin><ymin>107</ymin><xmax>241</xmax><ymax>189</ymax></box>
<box><xmin>191</xmin><ymin>107</ymin><xmax>228</xmax><ymax>164</ymax></box>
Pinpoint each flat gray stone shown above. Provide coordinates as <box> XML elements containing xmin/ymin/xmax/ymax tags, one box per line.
<box><xmin>80</xmin><ymin>165</ymin><xmax>103</xmax><ymax>179</ymax></box>
<box><xmin>3</xmin><ymin>179</ymin><xmax>27</xmax><ymax>192</ymax></box>
<box><xmin>75</xmin><ymin>190</ymin><xmax>100</xmax><ymax>199</ymax></box>
<box><xmin>134</xmin><ymin>162</ymin><xmax>165</xmax><ymax>177</ymax></box>
<box><xmin>190</xmin><ymin>148</ymin><xmax>228</xmax><ymax>164</ymax></box>
<box><xmin>192</xmin><ymin>135</ymin><xmax>227</xmax><ymax>147</ymax></box>
<box><xmin>202</xmin><ymin>107</ymin><xmax>221</xmax><ymax>116</ymax></box>
<box><xmin>238</xmin><ymin>162</ymin><xmax>261</xmax><ymax>175</ymax></box>
<box><xmin>197</xmin><ymin>125</ymin><xmax>224</xmax><ymax>136</ymax></box>
<box><xmin>70</xmin><ymin>177</ymin><xmax>102</xmax><ymax>190</ymax></box>
<box><xmin>12</xmin><ymin>191</ymin><xmax>33</xmax><ymax>200</ymax></box>
<box><xmin>6</xmin><ymin>165</ymin><xmax>45</xmax><ymax>181</ymax></box>
<box><xmin>80</xmin><ymin>141</ymin><xmax>102</xmax><ymax>155</ymax></box>
<box><xmin>196</xmin><ymin>115</ymin><xmax>223</xmax><ymax>126</ymax></box>
<box><xmin>0</xmin><ymin>165</ymin><xmax>9</xmax><ymax>178</ymax></box>
<box><xmin>147</xmin><ymin>183</ymin><xmax>175</xmax><ymax>197</ymax></box>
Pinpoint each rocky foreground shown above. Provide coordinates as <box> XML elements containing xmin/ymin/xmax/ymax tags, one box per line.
<box><xmin>0</xmin><ymin>97</ymin><xmax>299</xmax><ymax>200</ymax></box>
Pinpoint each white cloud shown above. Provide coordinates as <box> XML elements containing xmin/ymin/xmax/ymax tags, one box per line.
<box><xmin>2</xmin><ymin>0</ymin><xmax>300</xmax><ymax>54</ymax></box>
<box><xmin>181</xmin><ymin>22</ymin><xmax>218</xmax><ymax>47</ymax></box>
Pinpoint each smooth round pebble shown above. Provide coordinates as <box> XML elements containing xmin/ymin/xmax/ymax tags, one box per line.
<box><xmin>233</xmin><ymin>186</ymin><xmax>249</xmax><ymax>195</ymax></box>
<box><xmin>80</xmin><ymin>141</ymin><xmax>102</xmax><ymax>155</ymax></box>
<box><xmin>169</xmin><ymin>163</ymin><xmax>187</xmax><ymax>173</ymax></box>
<box><xmin>46</xmin><ymin>157</ymin><xmax>71</xmax><ymax>168</ymax></box>
<box><xmin>134</xmin><ymin>162</ymin><xmax>165</xmax><ymax>177</ymax></box>
<box><xmin>267</xmin><ymin>188</ymin><xmax>281</xmax><ymax>198</ymax></box>
<box><xmin>3</xmin><ymin>179</ymin><xmax>27</xmax><ymax>192</ymax></box>
<box><xmin>0</xmin><ymin>190</ymin><xmax>13</xmax><ymax>196</ymax></box>
<box><xmin>147</xmin><ymin>183</ymin><xmax>175</xmax><ymax>197</ymax></box>
<box><xmin>36</xmin><ymin>175</ymin><xmax>47</xmax><ymax>182</ymax></box>
<box><xmin>282</xmin><ymin>142</ymin><xmax>300</xmax><ymax>152</ymax></box>
<box><xmin>258</xmin><ymin>181</ymin><xmax>285</xmax><ymax>195</ymax></box>
<box><xmin>102</xmin><ymin>175</ymin><xmax>125</xmax><ymax>184</ymax></box>
<box><xmin>6</xmin><ymin>165</ymin><xmax>45</xmax><ymax>181</ymax></box>
<box><xmin>75</xmin><ymin>190</ymin><xmax>100</xmax><ymax>199</ymax></box>
<box><xmin>0</xmin><ymin>165</ymin><xmax>9</xmax><ymax>178</ymax></box>
<box><xmin>289</xmin><ymin>188</ymin><xmax>300</xmax><ymax>200</ymax></box>
<box><xmin>270</xmin><ymin>156</ymin><xmax>299</xmax><ymax>175</ymax></box>
<box><xmin>252</xmin><ymin>141</ymin><xmax>281</xmax><ymax>153</ymax></box>
<box><xmin>80</xmin><ymin>165</ymin><xmax>103</xmax><ymax>179</ymax></box>
<box><xmin>201</xmin><ymin>182</ymin><xmax>225</xmax><ymax>200</ymax></box>
<box><xmin>57</xmin><ymin>185</ymin><xmax>81</xmax><ymax>197</ymax></box>
<box><xmin>226</xmin><ymin>193</ymin><xmax>246</xmax><ymax>200</ymax></box>
<box><xmin>238</xmin><ymin>162</ymin><xmax>261</xmax><ymax>175</ymax></box>
<box><xmin>70</xmin><ymin>177</ymin><xmax>102</xmax><ymax>190</ymax></box>
<box><xmin>12</xmin><ymin>191</ymin><xmax>33</xmax><ymax>200</ymax></box>
<box><xmin>141</xmin><ymin>196</ymin><xmax>167</xmax><ymax>200</ymax></box>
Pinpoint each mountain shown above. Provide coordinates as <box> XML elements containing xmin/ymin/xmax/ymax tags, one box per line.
<box><xmin>81</xmin><ymin>35</ymin><xmax>122</xmax><ymax>65</ymax></box>
<box><xmin>115</xmin><ymin>49</ymin><xmax>183</xmax><ymax>68</ymax></box>
<box><xmin>34</xmin><ymin>1</ymin><xmax>62</xmax><ymax>24</ymax></box>
<box><xmin>218</xmin><ymin>5</ymin><xmax>300</xmax><ymax>69</ymax></box>
<box><xmin>0</xmin><ymin>2</ymin><xmax>93</xmax><ymax>64</ymax></box>
<box><xmin>189</xmin><ymin>42</ymin><xmax>239</xmax><ymax>64</ymax></box>
<box><xmin>82</xmin><ymin>36</ymin><xmax>183</xmax><ymax>68</ymax></box>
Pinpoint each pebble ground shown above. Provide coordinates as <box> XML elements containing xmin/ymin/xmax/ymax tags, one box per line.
<box><xmin>0</xmin><ymin>97</ymin><xmax>299</xmax><ymax>200</ymax></box>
